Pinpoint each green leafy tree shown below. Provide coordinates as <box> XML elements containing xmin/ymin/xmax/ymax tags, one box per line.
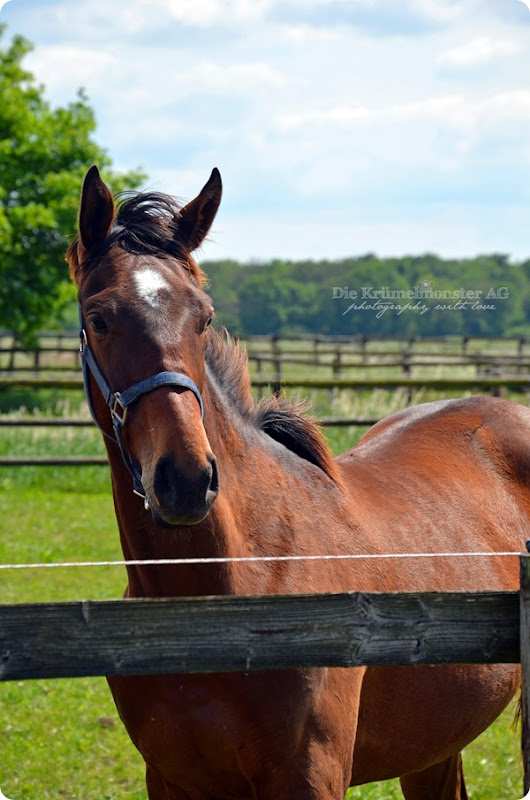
<box><xmin>0</xmin><ymin>25</ymin><xmax>145</xmax><ymax>344</ymax></box>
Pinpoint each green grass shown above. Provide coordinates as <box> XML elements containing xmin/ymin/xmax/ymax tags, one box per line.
<box><xmin>0</xmin><ymin>385</ymin><xmax>525</xmax><ymax>798</ymax></box>
<box><xmin>0</xmin><ymin>478</ymin><xmax>148</xmax><ymax>799</ymax></box>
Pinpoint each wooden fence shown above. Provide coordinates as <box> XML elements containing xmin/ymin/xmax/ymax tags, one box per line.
<box><xmin>2</xmin><ymin>373</ymin><xmax>530</xmax><ymax>394</ymax></box>
<box><xmin>3</xmin><ymin>333</ymin><xmax>530</xmax><ymax>378</ymax></box>
<box><xmin>1</xmin><ymin>554</ymin><xmax>530</xmax><ymax>790</ymax></box>
<box><xmin>0</xmin><ymin>414</ymin><xmax>382</xmax><ymax>466</ymax></box>
<box><xmin>2</xmin><ymin>374</ymin><xmax>530</xmax><ymax>466</ymax></box>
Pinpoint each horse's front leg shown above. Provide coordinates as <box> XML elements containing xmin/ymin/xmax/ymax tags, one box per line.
<box><xmin>254</xmin><ymin>737</ymin><xmax>354</xmax><ymax>800</ymax></box>
<box><xmin>147</xmin><ymin>766</ymin><xmax>345</xmax><ymax>800</ymax></box>
<box><xmin>146</xmin><ymin>767</ymin><xmax>190</xmax><ymax>800</ymax></box>
<box><xmin>253</xmin><ymin>668</ymin><xmax>363</xmax><ymax>800</ymax></box>
<box><xmin>255</xmin><ymin>767</ymin><xmax>349</xmax><ymax>800</ymax></box>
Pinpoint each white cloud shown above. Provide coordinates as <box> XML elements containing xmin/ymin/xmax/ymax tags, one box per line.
<box><xmin>190</xmin><ymin>61</ymin><xmax>284</xmax><ymax>92</ymax></box>
<box><xmin>165</xmin><ymin>0</ymin><xmax>276</xmax><ymax>26</ymax></box>
<box><xmin>26</xmin><ymin>46</ymin><xmax>118</xmax><ymax>95</ymax></box>
<box><xmin>279</xmin><ymin>23</ymin><xmax>344</xmax><ymax>43</ymax></box>
<box><xmin>98</xmin><ymin>0</ymin><xmax>278</xmax><ymax>31</ymax></box>
<box><xmin>272</xmin><ymin>90</ymin><xmax>530</xmax><ymax>139</ymax></box>
<box><xmin>437</xmin><ymin>35</ymin><xmax>520</xmax><ymax>68</ymax></box>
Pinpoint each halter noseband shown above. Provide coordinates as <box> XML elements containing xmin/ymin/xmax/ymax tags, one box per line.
<box><xmin>79</xmin><ymin>308</ymin><xmax>204</xmax><ymax>508</ymax></box>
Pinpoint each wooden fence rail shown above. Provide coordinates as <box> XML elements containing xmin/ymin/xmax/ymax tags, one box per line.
<box><xmin>0</xmin><ymin>416</ymin><xmax>379</xmax><ymax>429</ymax></box>
<box><xmin>3</xmin><ymin>333</ymin><xmax>530</xmax><ymax>375</ymax></box>
<box><xmin>2</xmin><ymin>555</ymin><xmax>530</xmax><ymax>788</ymax></box>
<box><xmin>2</xmin><ymin>374</ymin><xmax>530</xmax><ymax>393</ymax></box>
<box><xmin>4</xmin><ymin>348</ymin><xmax>530</xmax><ymax>379</ymax></box>
<box><xmin>0</xmin><ymin>417</ymin><xmax>382</xmax><ymax>467</ymax></box>
<box><xmin>0</xmin><ymin>589</ymin><xmax>520</xmax><ymax>681</ymax></box>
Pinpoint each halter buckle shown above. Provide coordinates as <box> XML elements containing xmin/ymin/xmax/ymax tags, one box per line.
<box><xmin>79</xmin><ymin>329</ymin><xmax>87</xmax><ymax>354</ymax></box>
<box><xmin>111</xmin><ymin>392</ymin><xmax>128</xmax><ymax>426</ymax></box>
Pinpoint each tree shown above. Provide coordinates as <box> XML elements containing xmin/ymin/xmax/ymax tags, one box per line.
<box><xmin>0</xmin><ymin>25</ymin><xmax>146</xmax><ymax>344</ymax></box>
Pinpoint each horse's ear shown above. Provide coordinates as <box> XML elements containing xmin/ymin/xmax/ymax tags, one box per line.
<box><xmin>178</xmin><ymin>168</ymin><xmax>222</xmax><ymax>252</ymax></box>
<box><xmin>78</xmin><ymin>165</ymin><xmax>115</xmax><ymax>261</ymax></box>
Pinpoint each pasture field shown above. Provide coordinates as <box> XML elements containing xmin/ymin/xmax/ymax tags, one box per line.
<box><xmin>0</xmin><ymin>383</ymin><xmax>525</xmax><ymax>798</ymax></box>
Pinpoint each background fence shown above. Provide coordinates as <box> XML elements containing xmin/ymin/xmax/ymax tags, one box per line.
<box><xmin>3</xmin><ymin>333</ymin><xmax>530</xmax><ymax>466</ymax></box>
<box><xmin>4</xmin><ymin>332</ymin><xmax>530</xmax><ymax>376</ymax></box>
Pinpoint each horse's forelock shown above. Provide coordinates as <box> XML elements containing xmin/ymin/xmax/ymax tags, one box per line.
<box><xmin>67</xmin><ymin>189</ymin><xmax>207</xmax><ymax>287</ymax></box>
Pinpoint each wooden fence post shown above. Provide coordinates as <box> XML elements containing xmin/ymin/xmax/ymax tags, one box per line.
<box><xmin>272</xmin><ymin>335</ymin><xmax>281</xmax><ymax>381</ymax></box>
<box><xmin>520</xmin><ymin>551</ymin><xmax>530</xmax><ymax>794</ymax></box>
<box><xmin>332</xmin><ymin>350</ymin><xmax>342</xmax><ymax>379</ymax></box>
<box><xmin>313</xmin><ymin>337</ymin><xmax>320</xmax><ymax>364</ymax></box>
<box><xmin>518</xmin><ymin>338</ymin><xmax>526</xmax><ymax>377</ymax></box>
<box><xmin>8</xmin><ymin>339</ymin><xmax>16</xmax><ymax>371</ymax></box>
<box><xmin>402</xmin><ymin>349</ymin><xmax>411</xmax><ymax>378</ymax></box>
<box><xmin>360</xmin><ymin>335</ymin><xmax>368</xmax><ymax>364</ymax></box>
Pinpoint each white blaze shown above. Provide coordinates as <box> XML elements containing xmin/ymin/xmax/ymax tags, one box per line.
<box><xmin>133</xmin><ymin>269</ymin><xmax>169</xmax><ymax>308</ymax></box>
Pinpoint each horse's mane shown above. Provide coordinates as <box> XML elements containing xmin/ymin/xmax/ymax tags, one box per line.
<box><xmin>67</xmin><ymin>191</ymin><xmax>205</xmax><ymax>285</ymax></box>
<box><xmin>205</xmin><ymin>330</ymin><xmax>342</xmax><ymax>485</ymax></box>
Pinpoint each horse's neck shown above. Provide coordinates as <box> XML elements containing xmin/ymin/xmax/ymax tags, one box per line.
<box><xmin>107</xmin><ymin>382</ymin><xmax>301</xmax><ymax>598</ymax></box>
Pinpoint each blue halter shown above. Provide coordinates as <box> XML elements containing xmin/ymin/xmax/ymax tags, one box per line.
<box><xmin>79</xmin><ymin>308</ymin><xmax>204</xmax><ymax>506</ymax></box>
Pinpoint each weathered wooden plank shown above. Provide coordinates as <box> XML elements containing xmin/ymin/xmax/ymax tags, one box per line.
<box><xmin>0</xmin><ymin>456</ymin><xmax>107</xmax><ymax>466</ymax></box>
<box><xmin>2</xmin><ymin>375</ymin><xmax>530</xmax><ymax>391</ymax></box>
<box><xmin>0</xmin><ymin>591</ymin><xmax>519</xmax><ymax>682</ymax></box>
<box><xmin>520</xmin><ymin>556</ymin><xmax>530</xmax><ymax>793</ymax></box>
<box><xmin>250</xmin><ymin>377</ymin><xmax>530</xmax><ymax>389</ymax></box>
<box><xmin>0</xmin><ymin>418</ymin><xmax>93</xmax><ymax>427</ymax></box>
<box><xmin>0</xmin><ymin>375</ymin><xmax>84</xmax><ymax>389</ymax></box>
<box><xmin>6</xmin><ymin>350</ymin><xmax>530</xmax><ymax>367</ymax></box>
<box><xmin>0</xmin><ymin>417</ymin><xmax>379</xmax><ymax>430</ymax></box>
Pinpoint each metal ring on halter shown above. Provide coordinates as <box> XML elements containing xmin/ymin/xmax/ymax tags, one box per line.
<box><xmin>111</xmin><ymin>392</ymin><xmax>128</xmax><ymax>426</ymax></box>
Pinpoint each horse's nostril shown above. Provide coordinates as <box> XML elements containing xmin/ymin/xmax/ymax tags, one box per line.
<box><xmin>209</xmin><ymin>456</ymin><xmax>219</xmax><ymax>494</ymax></box>
<box><xmin>154</xmin><ymin>455</ymin><xmax>179</xmax><ymax>506</ymax></box>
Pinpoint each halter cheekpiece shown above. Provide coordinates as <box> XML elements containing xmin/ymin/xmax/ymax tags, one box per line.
<box><xmin>79</xmin><ymin>307</ymin><xmax>204</xmax><ymax>508</ymax></box>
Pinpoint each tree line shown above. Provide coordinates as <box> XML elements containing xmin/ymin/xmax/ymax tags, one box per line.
<box><xmin>202</xmin><ymin>254</ymin><xmax>530</xmax><ymax>338</ymax></box>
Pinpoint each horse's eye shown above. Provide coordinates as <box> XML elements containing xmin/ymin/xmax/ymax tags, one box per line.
<box><xmin>206</xmin><ymin>317</ymin><xmax>212</xmax><ymax>328</ymax></box>
<box><xmin>89</xmin><ymin>314</ymin><xmax>109</xmax><ymax>335</ymax></box>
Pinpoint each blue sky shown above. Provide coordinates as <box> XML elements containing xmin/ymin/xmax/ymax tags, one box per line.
<box><xmin>2</xmin><ymin>0</ymin><xmax>530</xmax><ymax>262</ymax></box>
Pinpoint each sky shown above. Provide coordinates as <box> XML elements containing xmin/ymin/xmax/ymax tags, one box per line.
<box><xmin>1</xmin><ymin>0</ymin><xmax>530</xmax><ymax>263</ymax></box>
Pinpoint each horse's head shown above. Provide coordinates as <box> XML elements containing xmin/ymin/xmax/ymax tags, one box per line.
<box><xmin>67</xmin><ymin>166</ymin><xmax>222</xmax><ymax>528</ymax></box>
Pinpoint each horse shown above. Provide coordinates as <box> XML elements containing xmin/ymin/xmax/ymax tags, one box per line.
<box><xmin>67</xmin><ymin>164</ymin><xmax>530</xmax><ymax>800</ymax></box>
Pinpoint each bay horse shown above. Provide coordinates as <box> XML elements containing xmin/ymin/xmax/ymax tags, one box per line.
<box><xmin>67</xmin><ymin>165</ymin><xmax>530</xmax><ymax>799</ymax></box>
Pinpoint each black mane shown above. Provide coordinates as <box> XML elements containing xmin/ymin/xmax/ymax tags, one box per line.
<box><xmin>205</xmin><ymin>330</ymin><xmax>341</xmax><ymax>485</ymax></box>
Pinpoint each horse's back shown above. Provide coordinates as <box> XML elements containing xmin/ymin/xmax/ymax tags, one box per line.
<box><xmin>344</xmin><ymin>395</ymin><xmax>530</xmax><ymax>467</ymax></box>
<box><xmin>335</xmin><ymin>396</ymin><xmax>530</xmax><ymax>592</ymax></box>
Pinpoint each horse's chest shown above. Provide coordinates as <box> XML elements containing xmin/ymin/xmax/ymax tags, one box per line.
<box><xmin>108</xmin><ymin>672</ymin><xmax>314</xmax><ymax>793</ymax></box>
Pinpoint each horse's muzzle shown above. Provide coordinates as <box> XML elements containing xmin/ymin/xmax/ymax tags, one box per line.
<box><xmin>149</xmin><ymin>453</ymin><xmax>219</xmax><ymax>528</ymax></box>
